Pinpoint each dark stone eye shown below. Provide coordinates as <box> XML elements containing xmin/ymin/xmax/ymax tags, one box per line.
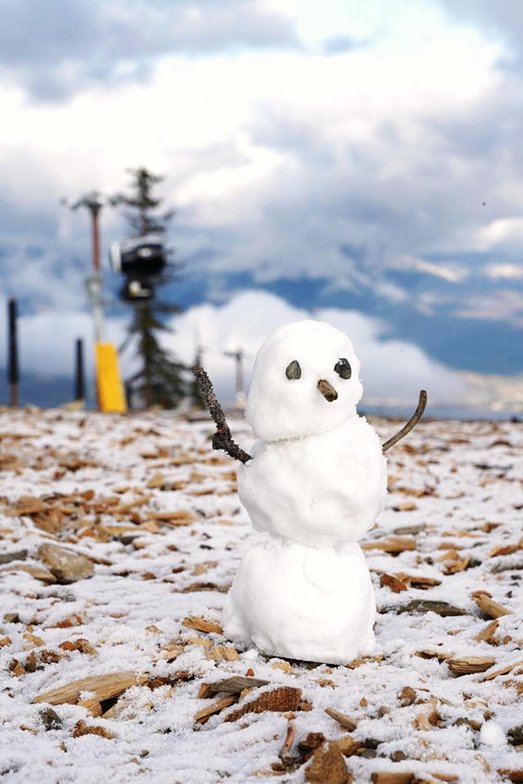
<box><xmin>285</xmin><ymin>360</ymin><xmax>302</xmax><ymax>380</ymax></box>
<box><xmin>334</xmin><ymin>358</ymin><xmax>351</xmax><ymax>379</ymax></box>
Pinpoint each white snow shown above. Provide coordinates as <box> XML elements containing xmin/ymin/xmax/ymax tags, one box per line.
<box><xmin>0</xmin><ymin>405</ymin><xmax>521</xmax><ymax>784</ymax></box>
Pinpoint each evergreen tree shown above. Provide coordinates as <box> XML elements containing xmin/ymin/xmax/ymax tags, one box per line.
<box><xmin>114</xmin><ymin>167</ymin><xmax>186</xmax><ymax>409</ymax></box>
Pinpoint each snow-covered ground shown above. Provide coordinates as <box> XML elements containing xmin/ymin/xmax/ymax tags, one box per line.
<box><xmin>0</xmin><ymin>407</ymin><xmax>521</xmax><ymax>784</ymax></box>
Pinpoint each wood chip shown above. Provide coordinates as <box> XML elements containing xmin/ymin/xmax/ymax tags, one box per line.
<box><xmin>0</xmin><ymin>562</ymin><xmax>56</xmax><ymax>583</ymax></box>
<box><xmin>416</xmin><ymin>649</ymin><xmax>451</xmax><ymax>662</ymax></box>
<box><xmin>78</xmin><ymin>697</ymin><xmax>102</xmax><ymax>717</ymax></box>
<box><xmin>305</xmin><ymin>742</ymin><xmax>352</xmax><ymax>784</ymax></box>
<box><xmin>298</xmin><ymin>732</ymin><xmax>327</xmax><ymax>756</ymax></box>
<box><xmin>489</xmin><ymin>541</ymin><xmax>521</xmax><ymax>557</ymax></box>
<box><xmin>472</xmin><ymin>592</ymin><xmax>512</xmax><ymax>619</ymax></box>
<box><xmin>278</xmin><ymin>721</ymin><xmax>297</xmax><ymax>767</ymax></box>
<box><xmin>272</xmin><ymin>660</ymin><xmax>293</xmax><ymax>673</ymax></box>
<box><xmin>324</xmin><ymin>707</ymin><xmax>357</xmax><ymax>732</ymax></box>
<box><xmin>392</xmin><ymin>502</ymin><xmax>418</xmax><ymax>512</ymax></box>
<box><xmin>194</xmin><ymin>694</ymin><xmax>238</xmax><ymax>724</ymax></box>
<box><xmin>8</xmin><ymin>496</ymin><xmax>47</xmax><ymax>516</ymax></box>
<box><xmin>72</xmin><ymin>719</ymin><xmax>113</xmax><ymax>739</ymax></box>
<box><xmin>146</xmin><ymin>472</ymin><xmax>167</xmax><ymax>488</ymax></box>
<box><xmin>474</xmin><ymin>619</ymin><xmax>500</xmax><ymax>644</ymax></box>
<box><xmin>447</xmin><ymin>656</ymin><xmax>496</xmax><ymax>676</ymax></box>
<box><xmin>206</xmin><ymin>676</ymin><xmax>270</xmax><ymax>695</ymax></box>
<box><xmin>480</xmin><ymin>659</ymin><xmax>523</xmax><ymax>682</ymax></box>
<box><xmin>371</xmin><ymin>774</ymin><xmax>415</xmax><ymax>784</ymax></box>
<box><xmin>181</xmin><ymin>616</ymin><xmax>223</xmax><ymax>634</ymax></box>
<box><xmin>345</xmin><ymin>655</ymin><xmax>383</xmax><ymax>668</ymax></box>
<box><xmin>334</xmin><ymin>735</ymin><xmax>363</xmax><ymax>757</ymax></box>
<box><xmin>147</xmin><ymin>510</ymin><xmax>196</xmax><ymax>525</ymax></box>
<box><xmin>398</xmin><ymin>686</ymin><xmax>417</xmax><ymax>706</ymax></box>
<box><xmin>160</xmin><ymin>641</ymin><xmax>184</xmax><ymax>661</ymax></box>
<box><xmin>441</xmin><ymin>551</ymin><xmax>471</xmax><ymax>574</ymax></box>
<box><xmin>413</xmin><ymin>705</ymin><xmax>442</xmax><ymax>730</ymax></box>
<box><xmin>496</xmin><ymin>771</ymin><xmax>523</xmax><ymax>784</ymax></box>
<box><xmin>209</xmin><ymin>645</ymin><xmax>240</xmax><ymax>662</ymax></box>
<box><xmin>225</xmin><ymin>686</ymin><xmax>303</xmax><ymax>723</ymax></box>
<box><xmin>362</xmin><ymin>537</ymin><xmax>416</xmax><ymax>554</ymax></box>
<box><xmin>33</xmin><ymin>671</ymin><xmax>142</xmax><ymax>705</ymax></box>
<box><xmin>380</xmin><ymin>573</ymin><xmax>408</xmax><ymax>593</ymax></box>
<box><xmin>112</xmin><ymin>496</ymin><xmax>149</xmax><ymax>515</ymax></box>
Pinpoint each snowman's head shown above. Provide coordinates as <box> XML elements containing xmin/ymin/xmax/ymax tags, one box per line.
<box><xmin>246</xmin><ymin>320</ymin><xmax>363</xmax><ymax>441</ymax></box>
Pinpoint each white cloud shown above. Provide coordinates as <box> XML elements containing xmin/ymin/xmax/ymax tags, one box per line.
<box><xmin>0</xmin><ymin>0</ymin><xmax>522</xmax><ymax>390</ymax></box>
<box><xmin>171</xmin><ymin>289</ymin><xmax>468</xmax><ymax>406</ymax></box>
<box><xmin>394</xmin><ymin>255</ymin><xmax>469</xmax><ymax>283</ymax></box>
<box><xmin>454</xmin><ymin>290</ymin><xmax>523</xmax><ymax>327</ymax></box>
<box><xmin>474</xmin><ymin>217</ymin><xmax>523</xmax><ymax>251</ymax></box>
<box><xmin>485</xmin><ymin>263</ymin><xmax>523</xmax><ymax>280</ymax></box>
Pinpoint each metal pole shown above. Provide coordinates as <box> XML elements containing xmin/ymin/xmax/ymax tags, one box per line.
<box><xmin>91</xmin><ymin>205</ymin><xmax>101</xmax><ymax>273</ymax></box>
<box><xmin>74</xmin><ymin>338</ymin><xmax>85</xmax><ymax>401</ymax></box>
<box><xmin>236</xmin><ymin>349</ymin><xmax>244</xmax><ymax>400</ymax></box>
<box><xmin>64</xmin><ymin>193</ymin><xmax>106</xmax><ymax>345</ymax></box>
<box><xmin>88</xmin><ymin>203</ymin><xmax>105</xmax><ymax>344</ymax></box>
<box><xmin>7</xmin><ymin>298</ymin><xmax>19</xmax><ymax>407</ymax></box>
<box><xmin>224</xmin><ymin>349</ymin><xmax>245</xmax><ymax>407</ymax></box>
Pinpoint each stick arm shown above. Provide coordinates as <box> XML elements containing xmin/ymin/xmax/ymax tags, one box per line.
<box><xmin>192</xmin><ymin>366</ymin><xmax>252</xmax><ymax>464</ymax></box>
<box><xmin>382</xmin><ymin>390</ymin><xmax>427</xmax><ymax>453</ymax></box>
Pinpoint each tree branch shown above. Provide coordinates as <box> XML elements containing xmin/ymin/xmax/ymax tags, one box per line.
<box><xmin>192</xmin><ymin>367</ymin><xmax>252</xmax><ymax>464</ymax></box>
<box><xmin>382</xmin><ymin>389</ymin><xmax>427</xmax><ymax>453</ymax></box>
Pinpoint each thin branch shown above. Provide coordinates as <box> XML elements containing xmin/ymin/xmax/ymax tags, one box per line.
<box><xmin>382</xmin><ymin>389</ymin><xmax>427</xmax><ymax>453</ymax></box>
<box><xmin>192</xmin><ymin>367</ymin><xmax>252</xmax><ymax>464</ymax></box>
<box><xmin>278</xmin><ymin>721</ymin><xmax>297</xmax><ymax>768</ymax></box>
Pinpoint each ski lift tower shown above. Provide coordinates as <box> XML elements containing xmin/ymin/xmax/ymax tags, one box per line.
<box><xmin>62</xmin><ymin>191</ymin><xmax>126</xmax><ymax>412</ymax></box>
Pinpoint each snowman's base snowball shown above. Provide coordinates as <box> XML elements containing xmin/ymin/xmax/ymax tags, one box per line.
<box><xmin>223</xmin><ymin>537</ymin><xmax>376</xmax><ymax>665</ymax></box>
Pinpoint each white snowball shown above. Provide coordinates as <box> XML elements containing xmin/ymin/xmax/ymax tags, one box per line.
<box><xmin>223</xmin><ymin>537</ymin><xmax>376</xmax><ymax>664</ymax></box>
<box><xmin>246</xmin><ymin>320</ymin><xmax>363</xmax><ymax>441</ymax></box>
<box><xmin>238</xmin><ymin>414</ymin><xmax>386</xmax><ymax>546</ymax></box>
<box><xmin>479</xmin><ymin>721</ymin><xmax>506</xmax><ymax>747</ymax></box>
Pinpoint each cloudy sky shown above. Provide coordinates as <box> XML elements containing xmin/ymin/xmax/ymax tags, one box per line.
<box><xmin>0</xmin><ymin>0</ymin><xmax>522</xmax><ymax>411</ymax></box>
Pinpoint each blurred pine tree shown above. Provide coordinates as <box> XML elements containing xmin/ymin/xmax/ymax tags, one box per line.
<box><xmin>114</xmin><ymin>167</ymin><xmax>186</xmax><ymax>409</ymax></box>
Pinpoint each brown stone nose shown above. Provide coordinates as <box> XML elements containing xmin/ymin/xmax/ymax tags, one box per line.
<box><xmin>317</xmin><ymin>379</ymin><xmax>338</xmax><ymax>402</ymax></box>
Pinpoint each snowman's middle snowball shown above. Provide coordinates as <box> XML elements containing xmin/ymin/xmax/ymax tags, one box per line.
<box><xmin>238</xmin><ymin>414</ymin><xmax>386</xmax><ymax>547</ymax></box>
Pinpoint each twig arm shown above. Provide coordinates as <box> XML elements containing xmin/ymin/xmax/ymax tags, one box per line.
<box><xmin>192</xmin><ymin>366</ymin><xmax>252</xmax><ymax>464</ymax></box>
<box><xmin>382</xmin><ymin>389</ymin><xmax>427</xmax><ymax>453</ymax></box>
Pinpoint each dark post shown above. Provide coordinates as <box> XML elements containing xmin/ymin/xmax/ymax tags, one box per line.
<box><xmin>74</xmin><ymin>338</ymin><xmax>85</xmax><ymax>402</ymax></box>
<box><xmin>7</xmin><ymin>298</ymin><xmax>19</xmax><ymax>407</ymax></box>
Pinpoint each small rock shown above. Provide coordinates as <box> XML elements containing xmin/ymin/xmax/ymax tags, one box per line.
<box><xmin>508</xmin><ymin>725</ymin><xmax>523</xmax><ymax>746</ymax></box>
<box><xmin>38</xmin><ymin>544</ymin><xmax>94</xmax><ymax>583</ymax></box>
<box><xmin>40</xmin><ymin>707</ymin><xmax>63</xmax><ymax>731</ymax></box>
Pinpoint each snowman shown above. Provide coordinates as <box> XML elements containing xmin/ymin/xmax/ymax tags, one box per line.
<box><xmin>194</xmin><ymin>320</ymin><xmax>426</xmax><ymax>664</ymax></box>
